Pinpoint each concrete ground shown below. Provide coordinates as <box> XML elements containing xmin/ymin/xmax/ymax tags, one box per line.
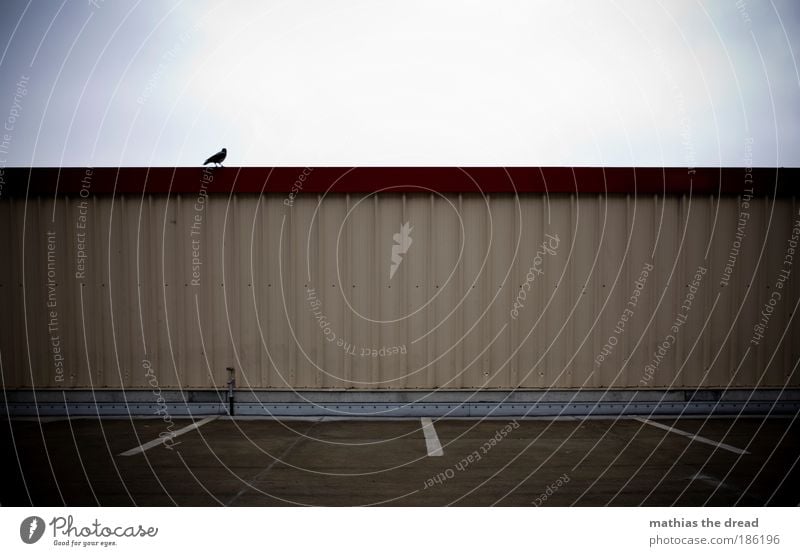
<box><xmin>1</xmin><ymin>415</ymin><xmax>798</xmax><ymax>506</ymax></box>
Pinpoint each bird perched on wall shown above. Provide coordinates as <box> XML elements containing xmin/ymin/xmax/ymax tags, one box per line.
<box><xmin>203</xmin><ymin>148</ymin><xmax>227</xmax><ymax>167</ymax></box>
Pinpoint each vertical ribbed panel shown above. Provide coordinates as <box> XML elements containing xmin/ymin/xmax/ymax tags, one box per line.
<box><xmin>1</xmin><ymin>193</ymin><xmax>798</xmax><ymax>390</ymax></box>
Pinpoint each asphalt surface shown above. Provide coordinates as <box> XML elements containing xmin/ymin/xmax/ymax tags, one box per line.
<box><xmin>1</xmin><ymin>416</ymin><xmax>798</xmax><ymax>506</ymax></box>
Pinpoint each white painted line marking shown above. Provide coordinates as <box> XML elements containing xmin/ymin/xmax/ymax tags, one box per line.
<box><xmin>119</xmin><ymin>416</ymin><xmax>218</xmax><ymax>456</ymax></box>
<box><xmin>421</xmin><ymin>417</ymin><xmax>443</xmax><ymax>457</ymax></box>
<box><xmin>635</xmin><ymin>418</ymin><xmax>749</xmax><ymax>455</ymax></box>
<box><xmin>690</xmin><ymin>473</ymin><xmax>740</xmax><ymax>493</ymax></box>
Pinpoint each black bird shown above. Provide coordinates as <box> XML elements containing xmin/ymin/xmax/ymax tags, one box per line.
<box><xmin>203</xmin><ymin>148</ymin><xmax>227</xmax><ymax>167</ymax></box>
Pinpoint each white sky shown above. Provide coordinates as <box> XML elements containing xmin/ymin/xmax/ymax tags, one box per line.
<box><xmin>0</xmin><ymin>0</ymin><xmax>798</xmax><ymax>167</ymax></box>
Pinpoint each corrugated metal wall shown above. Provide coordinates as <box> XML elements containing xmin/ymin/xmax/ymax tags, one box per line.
<box><xmin>1</xmin><ymin>193</ymin><xmax>798</xmax><ymax>390</ymax></box>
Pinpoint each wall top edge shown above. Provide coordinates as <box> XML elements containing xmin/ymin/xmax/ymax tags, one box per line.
<box><xmin>1</xmin><ymin>167</ymin><xmax>795</xmax><ymax>197</ymax></box>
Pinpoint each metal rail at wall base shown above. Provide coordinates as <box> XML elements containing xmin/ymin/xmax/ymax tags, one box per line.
<box><xmin>2</xmin><ymin>389</ymin><xmax>800</xmax><ymax>418</ymax></box>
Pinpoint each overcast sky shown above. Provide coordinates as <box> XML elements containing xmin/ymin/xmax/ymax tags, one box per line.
<box><xmin>0</xmin><ymin>0</ymin><xmax>798</xmax><ymax>167</ymax></box>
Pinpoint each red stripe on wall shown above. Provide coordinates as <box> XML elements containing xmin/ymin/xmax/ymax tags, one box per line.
<box><xmin>0</xmin><ymin>166</ymin><xmax>794</xmax><ymax>197</ymax></box>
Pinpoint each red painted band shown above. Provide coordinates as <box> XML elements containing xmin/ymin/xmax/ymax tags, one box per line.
<box><xmin>0</xmin><ymin>166</ymin><xmax>793</xmax><ymax>197</ymax></box>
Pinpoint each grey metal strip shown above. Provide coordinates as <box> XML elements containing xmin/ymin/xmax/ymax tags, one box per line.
<box><xmin>3</xmin><ymin>400</ymin><xmax>799</xmax><ymax>417</ymax></box>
